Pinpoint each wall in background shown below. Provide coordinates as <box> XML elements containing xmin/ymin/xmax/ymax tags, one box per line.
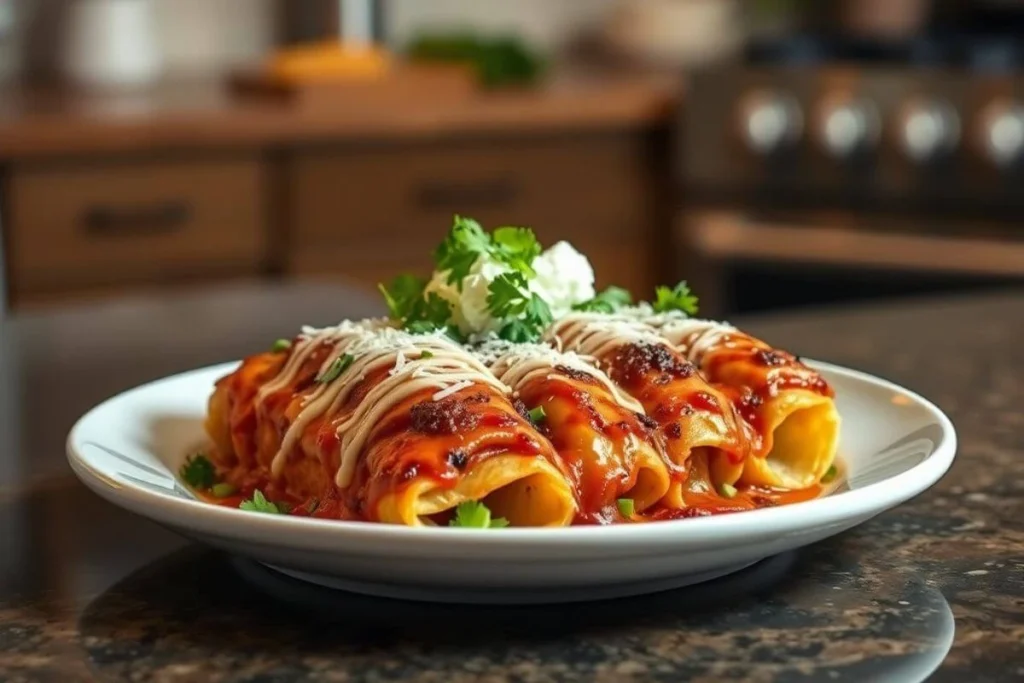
<box><xmin>0</xmin><ymin>0</ymin><xmax>621</xmax><ymax>84</ymax></box>
<box><xmin>384</xmin><ymin>0</ymin><xmax>619</xmax><ymax>50</ymax></box>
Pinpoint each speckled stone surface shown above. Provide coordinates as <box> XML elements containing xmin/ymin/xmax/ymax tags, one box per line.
<box><xmin>0</xmin><ymin>286</ymin><xmax>1021</xmax><ymax>682</ymax></box>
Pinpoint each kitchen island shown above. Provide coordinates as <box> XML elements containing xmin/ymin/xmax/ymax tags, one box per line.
<box><xmin>0</xmin><ymin>284</ymin><xmax>1020</xmax><ymax>682</ymax></box>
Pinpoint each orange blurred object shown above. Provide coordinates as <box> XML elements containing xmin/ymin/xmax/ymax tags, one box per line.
<box><xmin>263</xmin><ymin>42</ymin><xmax>392</xmax><ymax>85</ymax></box>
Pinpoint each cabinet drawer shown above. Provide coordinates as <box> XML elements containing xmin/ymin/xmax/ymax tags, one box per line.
<box><xmin>286</xmin><ymin>134</ymin><xmax>662</xmax><ymax>295</ymax></box>
<box><xmin>6</xmin><ymin>156</ymin><xmax>267</xmax><ymax>296</ymax></box>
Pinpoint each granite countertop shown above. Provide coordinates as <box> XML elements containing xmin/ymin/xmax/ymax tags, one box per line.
<box><xmin>0</xmin><ymin>284</ymin><xmax>1021</xmax><ymax>682</ymax></box>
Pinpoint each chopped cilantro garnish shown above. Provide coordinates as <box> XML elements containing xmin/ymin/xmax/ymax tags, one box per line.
<box><xmin>652</xmin><ymin>281</ymin><xmax>699</xmax><ymax>316</ymax></box>
<box><xmin>180</xmin><ymin>453</ymin><xmax>216</xmax><ymax>489</ymax></box>
<box><xmin>719</xmin><ymin>483</ymin><xmax>738</xmax><ymax>499</ymax></box>
<box><xmin>211</xmin><ymin>482</ymin><xmax>237</xmax><ymax>498</ymax></box>
<box><xmin>490</xmin><ymin>226</ymin><xmax>541</xmax><ymax>277</ymax></box>
<box><xmin>528</xmin><ymin>405</ymin><xmax>546</xmax><ymax>423</ymax></box>
<box><xmin>617</xmin><ymin>498</ymin><xmax>635</xmax><ymax>517</ymax></box>
<box><xmin>434</xmin><ymin>215</ymin><xmax>492</xmax><ymax>288</ymax></box>
<box><xmin>821</xmin><ymin>465</ymin><xmax>838</xmax><ymax>483</ymax></box>
<box><xmin>420</xmin><ymin>350</ymin><xmax>434</xmax><ymax>359</ymax></box>
<box><xmin>271</xmin><ymin>338</ymin><xmax>292</xmax><ymax>353</ymax></box>
<box><xmin>317</xmin><ymin>354</ymin><xmax>355</xmax><ymax>384</ymax></box>
<box><xmin>573</xmin><ymin>286</ymin><xmax>633</xmax><ymax>314</ymax></box>
<box><xmin>486</xmin><ymin>272</ymin><xmax>553</xmax><ymax>343</ymax></box>
<box><xmin>449</xmin><ymin>500</ymin><xmax>510</xmax><ymax>528</ymax></box>
<box><xmin>378</xmin><ymin>274</ymin><xmax>428</xmax><ymax>322</ymax></box>
<box><xmin>379</xmin><ymin>273</ymin><xmax>455</xmax><ymax>335</ymax></box>
<box><xmin>239</xmin><ymin>489</ymin><xmax>282</xmax><ymax>514</ymax></box>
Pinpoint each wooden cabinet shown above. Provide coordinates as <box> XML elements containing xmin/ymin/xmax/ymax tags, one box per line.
<box><xmin>5</xmin><ymin>155</ymin><xmax>268</xmax><ymax>303</ymax></box>
<box><xmin>285</xmin><ymin>133</ymin><xmax>665</xmax><ymax>296</ymax></box>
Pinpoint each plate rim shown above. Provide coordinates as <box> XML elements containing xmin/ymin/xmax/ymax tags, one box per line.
<box><xmin>66</xmin><ymin>358</ymin><xmax>957</xmax><ymax>551</ymax></box>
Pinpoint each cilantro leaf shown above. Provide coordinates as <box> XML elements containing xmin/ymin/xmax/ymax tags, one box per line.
<box><xmin>378</xmin><ymin>274</ymin><xmax>428</xmax><ymax>322</ymax></box>
<box><xmin>486</xmin><ymin>271</ymin><xmax>530</xmax><ymax>318</ymax></box>
<box><xmin>434</xmin><ymin>215</ymin><xmax>492</xmax><ymax>288</ymax></box>
<box><xmin>490</xmin><ymin>226</ymin><xmax>540</xmax><ymax>277</ymax></box>
<box><xmin>317</xmin><ymin>354</ymin><xmax>354</xmax><ymax>384</ymax></box>
<box><xmin>617</xmin><ymin>497</ymin><xmax>635</xmax><ymax>518</ymax></box>
<box><xmin>487</xmin><ymin>272</ymin><xmax>552</xmax><ymax>343</ymax></box>
<box><xmin>573</xmin><ymin>285</ymin><xmax>633</xmax><ymax>313</ymax></box>
<box><xmin>448</xmin><ymin>500</ymin><xmax>510</xmax><ymax>528</ymax></box>
<box><xmin>652</xmin><ymin>281</ymin><xmax>699</xmax><ymax>316</ymax></box>
<box><xmin>239</xmin><ymin>489</ymin><xmax>282</xmax><ymax>514</ymax></box>
<box><xmin>180</xmin><ymin>453</ymin><xmax>216</xmax><ymax>489</ymax></box>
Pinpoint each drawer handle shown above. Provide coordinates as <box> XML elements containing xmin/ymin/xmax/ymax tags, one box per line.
<box><xmin>81</xmin><ymin>201</ymin><xmax>192</xmax><ymax>237</ymax></box>
<box><xmin>414</xmin><ymin>177</ymin><xmax>519</xmax><ymax>209</ymax></box>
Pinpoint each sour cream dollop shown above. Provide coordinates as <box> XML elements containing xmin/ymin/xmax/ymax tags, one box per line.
<box><xmin>425</xmin><ymin>240</ymin><xmax>596</xmax><ymax>336</ymax></box>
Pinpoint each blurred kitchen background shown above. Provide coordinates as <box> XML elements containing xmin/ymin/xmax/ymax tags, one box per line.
<box><xmin>1</xmin><ymin>0</ymin><xmax>1022</xmax><ymax>319</ymax></box>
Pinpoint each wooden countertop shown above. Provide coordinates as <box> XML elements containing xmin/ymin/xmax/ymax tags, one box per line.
<box><xmin>0</xmin><ymin>66</ymin><xmax>681</xmax><ymax>160</ymax></box>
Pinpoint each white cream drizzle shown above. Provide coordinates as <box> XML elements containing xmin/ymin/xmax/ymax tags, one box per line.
<box><xmin>544</xmin><ymin>312</ymin><xmax>667</xmax><ymax>361</ymax></box>
<box><xmin>482</xmin><ymin>339</ymin><xmax>644</xmax><ymax>414</ymax></box>
<box><xmin>261</xmin><ymin>325</ymin><xmax>509</xmax><ymax>490</ymax></box>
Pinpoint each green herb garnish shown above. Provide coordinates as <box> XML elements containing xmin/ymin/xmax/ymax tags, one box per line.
<box><xmin>180</xmin><ymin>453</ymin><xmax>216</xmax><ymax>489</ymax></box>
<box><xmin>719</xmin><ymin>483</ymin><xmax>738</xmax><ymax>499</ymax></box>
<box><xmin>211</xmin><ymin>482</ymin><xmax>237</xmax><ymax>498</ymax></box>
<box><xmin>378</xmin><ymin>274</ymin><xmax>455</xmax><ymax>336</ymax></box>
<box><xmin>573</xmin><ymin>285</ymin><xmax>633</xmax><ymax>314</ymax></box>
<box><xmin>271</xmin><ymin>338</ymin><xmax>292</xmax><ymax>353</ymax></box>
<box><xmin>821</xmin><ymin>465</ymin><xmax>838</xmax><ymax>483</ymax></box>
<box><xmin>448</xmin><ymin>500</ymin><xmax>510</xmax><ymax>528</ymax></box>
<box><xmin>617</xmin><ymin>498</ymin><xmax>635</xmax><ymax>517</ymax></box>
<box><xmin>317</xmin><ymin>354</ymin><xmax>355</xmax><ymax>384</ymax></box>
<box><xmin>652</xmin><ymin>281</ymin><xmax>699</xmax><ymax>316</ymax></box>
<box><xmin>307</xmin><ymin>498</ymin><xmax>321</xmax><ymax>514</ymax></box>
<box><xmin>528</xmin><ymin>406</ymin><xmax>546</xmax><ymax>423</ymax></box>
<box><xmin>434</xmin><ymin>215</ymin><xmax>493</xmax><ymax>288</ymax></box>
<box><xmin>490</xmin><ymin>226</ymin><xmax>541</xmax><ymax>277</ymax></box>
<box><xmin>486</xmin><ymin>272</ymin><xmax>553</xmax><ymax>343</ymax></box>
<box><xmin>420</xmin><ymin>350</ymin><xmax>434</xmax><ymax>359</ymax></box>
<box><xmin>239</xmin><ymin>489</ymin><xmax>282</xmax><ymax>514</ymax></box>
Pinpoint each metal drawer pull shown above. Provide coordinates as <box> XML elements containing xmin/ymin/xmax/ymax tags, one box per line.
<box><xmin>81</xmin><ymin>201</ymin><xmax>192</xmax><ymax>236</ymax></box>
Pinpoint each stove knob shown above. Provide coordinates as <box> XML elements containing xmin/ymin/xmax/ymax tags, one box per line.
<box><xmin>899</xmin><ymin>99</ymin><xmax>960</xmax><ymax>163</ymax></box>
<box><xmin>982</xmin><ymin>103</ymin><xmax>1024</xmax><ymax>168</ymax></box>
<box><xmin>818</xmin><ymin>98</ymin><xmax>880</xmax><ymax>159</ymax></box>
<box><xmin>739</xmin><ymin>90</ymin><xmax>803</xmax><ymax>156</ymax></box>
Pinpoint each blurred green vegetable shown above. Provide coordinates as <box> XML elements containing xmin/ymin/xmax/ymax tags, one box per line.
<box><xmin>406</xmin><ymin>31</ymin><xmax>546</xmax><ymax>88</ymax></box>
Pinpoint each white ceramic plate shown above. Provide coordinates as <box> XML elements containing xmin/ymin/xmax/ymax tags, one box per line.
<box><xmin>67</xmin><ymin>360</ymin><xmax>956</xmax><ymax>604</ymax></box>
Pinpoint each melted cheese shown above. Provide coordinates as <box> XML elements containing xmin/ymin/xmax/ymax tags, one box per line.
<box><xmin>482</xmin><ymin>340</ymin><xmax>644</xmax><ymax>414</ymax></box>
<box><xmin>263</xmin><ymin>326</ymin><xmax>509</xmax><ymax>489</ymax></box>
<box><xmin>544</xmin><ymin>312</ymin><xmax>666</xmax><ymax>360</ymax></box>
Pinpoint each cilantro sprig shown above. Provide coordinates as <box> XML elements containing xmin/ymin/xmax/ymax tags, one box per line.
<box><xmin>432</xmin><ymin>215</ymin><xmax>541</xmax><ymax>289</ymax></box>
<box><xmin>239</xmin><ymin>489</ymin><xmax>283</xmax><ymax>514</ymax></box>
<box><xmin>180</xmin><ymin>453</ymin><xmax>216</xmax><ymax>489</ymax></box>
<box><xmin>434</xmin><ymin>215</ymin><xmax>492</xmax><ymax>288</ymax></box>
<box><xmin>486</xmin><ymin>272</ymin><xmax>553</xmax><ymax>343</ymax></box>
<box><xmin>573</xmin><ymin>285</ymin><xmax>633</xmax><ymax>314</ymax></box>
<box><xmin>378</xmin><ymin>274</ymin><xmax>456</xmax><ymax>337</ymax></box>
<box><xmin>449</xmin><ymin>500</ymin><xmax>510</xmax><ymax>528</ymax></box>
<box><xmin>652</xmin><ymin>281</ymin><xmax>699</xmax><ymax>316</ymax></box>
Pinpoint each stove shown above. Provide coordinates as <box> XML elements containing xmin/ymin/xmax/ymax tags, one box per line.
<box><xmin>674</xmin><ymin>32</ymin><xmax>1024</xmax><ymax>316</ymax></box>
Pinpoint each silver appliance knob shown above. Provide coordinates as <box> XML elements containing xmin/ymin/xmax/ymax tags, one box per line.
<box><xmin>982</xmin><ymin>103</ymin><xmax>1024</xmax><ymax>168</ymax></box>
<box><xmin>818</xmin><ymin>97</ymin><xmax>880</xmax><ymax>159</ymax></box>
<box><xmin>739</xmin><ymin>90</ymin><xmax>802</xmax><ymax>155</ymax></box>
<box><xmin>899</xmin><ymin>99</ymin><xmax>960</xmax><ymax>163</ymax></box>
